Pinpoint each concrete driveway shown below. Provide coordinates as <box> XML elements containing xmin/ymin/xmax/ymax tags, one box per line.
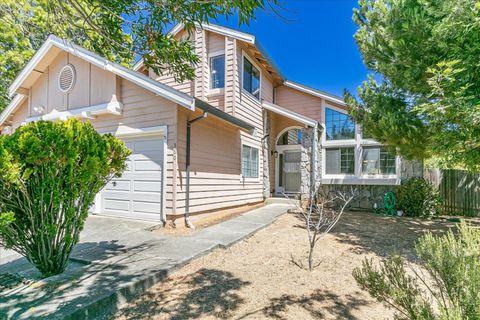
<box><xmin>0</xmin><ymin>204</ymin><xmax>293</xmax><ymax>319</ymax></box>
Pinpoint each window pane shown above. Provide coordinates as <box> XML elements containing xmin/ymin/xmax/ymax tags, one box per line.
<box><xmin>243</xmin><ymin>57</ymin><xmax>260</xmax><ymax>99</ymax></box>
<box><xmin>242</xmin><ymin>145</ymin><xmax>259</xmax><ymax>178</ymax></box>
<box><xmin>326</xmin><ymin>148</ymin><xmax>355</xmax><ymax>174</ymax></box>
<box><xmin>380</xmin><ymin>148</ymin><xmax>396</xmax><ymax>174</ymax></box>
<box><xmin>340</xmin><ymin>148</ymin><xmax>355</xmax><ymax>174</ymax></box>
<box><xmin>362</xmin><ymin>147</ymin><xmax>380</xmax><ymax>174</ymax></box>
<box><xmin>362</xmin><ymin>147</ymin><xmax>396</xmax><ymax>175</ymax></box>
<box><xmin>278</xmin><ymin>129</ymin><xmax>302</xmax><ymax>145</ymax></box>
<box><xmin>210</xmin><ymin>55</ymin><xmax>225</xmax><ymax>89</ymax></box>
<box><xmin>325</xmin><ymin>149</ymin><xmax>340</xmax><ymax>174</ymax></box>
<box><xmin>325</xmin><ymin>108</ymin><xmax>355</xmax><ymax>140</ymax></box>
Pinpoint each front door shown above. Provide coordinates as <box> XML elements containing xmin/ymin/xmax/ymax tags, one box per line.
<box><xmin>276</xmin><ymin>149</ymin><xmax>302</xmax><ymax>194</ymax></box>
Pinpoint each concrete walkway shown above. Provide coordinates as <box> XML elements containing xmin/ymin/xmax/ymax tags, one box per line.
<box><xmin>0</xmin><ymin>203</ymin><xmax>293</xmax><ymax>319</ymax></box>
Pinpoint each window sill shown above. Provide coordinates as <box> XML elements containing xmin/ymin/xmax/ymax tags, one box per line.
<box><xmin>322</xmin><ymin>140</ymin><xmax>356</xmax><ymax>147</ymax></box>
<box><xmin>240</xmin><ymin>175</ymin><xmax>260</xmax><ymax>184</ymax></box>
<box><xmin>207</xmin><ymin>88</ymin><xmax>224</xmax><ymax>96</ymax></box>
<box><xmin>322</xmin><ymin>176</ymin><xmax>400</xmax><ymax>186</ymax></box>
<box><xmin>241</xmin><ymin>89</ymin><xmax>261</xmax><ymax>103</ymax></box>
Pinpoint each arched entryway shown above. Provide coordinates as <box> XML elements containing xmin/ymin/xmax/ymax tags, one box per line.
<box><xmin>275</xmin><ymin>126</ymin><xmax>303</xmax><ymax>194</ymax></box>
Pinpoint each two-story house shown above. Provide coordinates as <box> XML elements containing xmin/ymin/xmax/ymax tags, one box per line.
<box><xmin>0</xmin><ymin>23</ymin><xmax>422</xmax><ymax>226</ymax></box>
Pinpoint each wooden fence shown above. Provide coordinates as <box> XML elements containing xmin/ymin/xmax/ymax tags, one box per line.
<box><xmin>425</xmin><ymin>169</ymin><xmax>480</xmax><ymax>216</ymax></box>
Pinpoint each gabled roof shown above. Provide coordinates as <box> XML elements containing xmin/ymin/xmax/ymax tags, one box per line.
<box><xmin>2</xmin><ymin>35</ymin><xmax>256</xmax><ymax>134</ymax></box>
<box><xmin>133</xmin><ymin>23</ymin><xmax>346</xmax><ymax>107</ymax></box>
<box><xmin>134</xmin><ymin>22</ymin><xmax>285</xmax><ymax>81</ymax></box>
<box><xmin>8</xmin><ymin>35</ymin><xmax>196</xmax><ymax>110</ymax></box>
<box><xmin>262</xmin><ymin>101</ymin><xmax>318</xmax><ymax>128</ymax></box>
<box><xmin>283</xmin><ymin>80</ymin><xmax>346</xmax><ymax>106</ymax></box>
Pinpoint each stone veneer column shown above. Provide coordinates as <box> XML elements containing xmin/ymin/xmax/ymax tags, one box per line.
<box><xmin>300</xmin><ymin>127</ymin><xmax>313</xmax><ymax>198</ymax></box>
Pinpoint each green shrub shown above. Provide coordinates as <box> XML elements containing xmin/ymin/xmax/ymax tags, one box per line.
<box><xmin>353</xmin><ymin>222</ymin><xmax>480</xmax><ymax>320</ymax></box>
<box><xmin>0</xmin><ymin>119</ymin><xmax>130</xmax><ymax>277</ymax></box>
<box><xmin>397</xmin><ymin>178</ymin><xmax>442</xmax><ymax>218</ymax></box>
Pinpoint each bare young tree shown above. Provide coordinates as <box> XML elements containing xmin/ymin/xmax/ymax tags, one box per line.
<box><xmin>292</xmin><ymin>188</ymin><xmax>358</xmax><ymax>271</ymax></box>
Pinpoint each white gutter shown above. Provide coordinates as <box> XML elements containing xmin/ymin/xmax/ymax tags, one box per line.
<box><xmin>0</xmin><ymin>95</ymin><xmax>26</xmax><ymax>127</ymax></box>
<box><xmin>284</xmin><ymin>80</ymin><xmax>346</xmax><ymax>106</ymax></box>
<box><xmin>262</xmin><ymin>101</ymin><xmax>317</xmax><ymax>128</ymax></box>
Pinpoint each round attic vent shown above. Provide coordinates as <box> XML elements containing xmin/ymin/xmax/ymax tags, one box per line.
<box><xmin>58</xmin><ymin>64</ymin><xmax>76</xmax><ymax>93</ymax></box>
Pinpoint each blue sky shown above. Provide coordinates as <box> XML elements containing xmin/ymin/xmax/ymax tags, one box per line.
<box><xmin>214</xmin><ymin>0</ymin><xmax>367</xmax><ymax>98</ymax></box>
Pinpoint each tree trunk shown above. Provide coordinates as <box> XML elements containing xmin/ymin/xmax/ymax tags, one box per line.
<box><xmin>308</xmin><ymin>243</ymin><xmax>314</xmax><ymax>271</ymax></box>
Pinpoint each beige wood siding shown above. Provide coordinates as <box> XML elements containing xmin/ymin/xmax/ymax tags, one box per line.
<box><xmin>10</xmin><ymin>101</ymin><xmax>28</xmax><ymax>130</ymax></box>
<box><xmin>275</xmin><ymin>85</ymin><xmax>324</xmax><ymax>123</ymax></box>
<box><xmin>207</xmin><ymin>32</ymin><xmax>225</xmax><ymax>54</ymax></box>
<box><xmin>29</xmin><ymin>51</ymin><xmax>119</xmax><ymax>117</ymax></box>
<box><xmin>148</xmin><ymin>29</ymin><xmax>194</xmax><ymax>96</ymax></box>
<box><xmin>174</xmin><ymin>108</ymin><xmax>263</xmax><ymax>214</ymax></box>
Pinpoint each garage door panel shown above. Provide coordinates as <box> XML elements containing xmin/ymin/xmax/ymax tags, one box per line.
<box><xmin>131</xmin><ymin>192</ymin><xmax>161</xmax><ymax>202</ymax></box>
<box><xmin>134</xmin><ymin>159</ymin><xmax>162</xmax><ymax>172</ymax></box>
<box><xmin>134</xmin><ymin>180</ymin><xmax>162</xmax><ymax>193</ymax></box>
<box><xmin>105</xmin><ymin>180</ymin><xmax>131</xmax><ymax>192</ymax></box>
<box><xmin>99</xmin><ymin>134</ymin><xmax>164</xmax><ymax>221</ymax></box>
<box><xmin>104</xmin><ymin>199</ymin><xmax>130</xmax><ymax>212</ymax></box>
<box><xmin>132</xmin><ymin>201</ymin><xmax>161</xmax><ymax>215</ymax></box>
<box><xmin>133</xmin><ymin>140</ymin><xmax>162</xmax><ymax>152</ymax></box>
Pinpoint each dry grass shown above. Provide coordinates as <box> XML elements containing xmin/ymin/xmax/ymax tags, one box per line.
<box><xmin>116</xmin><ymin>211</ymin><xmax>458</xmax><ymax>320</ymax></box>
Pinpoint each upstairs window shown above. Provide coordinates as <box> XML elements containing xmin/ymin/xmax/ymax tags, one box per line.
<box><xmin>362</xmin><ymin>147</ymin><xmax>396</xmax><ymax>175</ymax></box>
<box><xmin>325</xmin><ymin>108</ymin><xmax>355</xmax><ymax>140</ymax></box>
<box><xmin>243</xmin><ymin>56</ymin><xmax>261</xmax><ymax>99</ymax></box>
<box><xmin>278</xmin><ymin>129</ymin><xmax>303</xmax><ymax>145</ymax></box>
<box><xmin>210</xmin><ymin>55</ymin><xmax>225</xmax><ymax>89</ymax></box>
<box><xmin>241</xmin><ymin>145</ymin><xmax>259</xmax><ymax>178</ymax></box>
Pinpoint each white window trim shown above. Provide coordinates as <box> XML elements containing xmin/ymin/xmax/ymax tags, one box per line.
<box><xmin>208</xmin><ymin>50</ymin><xmax>225</xmax><ymax>92</ymax></box>
<box><xmin>240</xmin><ymin>139</ymin><xmax>261</xmax><ymax>183</ymax></box>
<box><xmin>241</xmin><ymin>51</ymin><xmax>262</xmax><ymax>101</ymax></box>
<box><xmin>321</xmin><ymin>99</ymin><xmax>400</xmax><ymax>182</ymax></box>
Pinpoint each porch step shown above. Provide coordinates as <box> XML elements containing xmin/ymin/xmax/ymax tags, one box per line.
<box><xmin>264</xmin><ymin>197</ymin><xmax>300</xmax><ymax>207</ymax></box>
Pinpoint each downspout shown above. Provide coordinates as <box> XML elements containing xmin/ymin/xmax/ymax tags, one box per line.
<box><xmin>185</xmin><ymin>112</ymin><xmax>208</xmax><ymax>228</ymax></box>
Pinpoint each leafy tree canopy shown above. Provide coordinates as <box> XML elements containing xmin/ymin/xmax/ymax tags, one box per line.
<box><xmin>346</xmin><ymin>0</ymin><xmax>480</xmax><ymax>171</ymax></box>
<box><xmin>0</xmin><ymin>0</ymin><xmax>277</xmax><ymax>112</ymax></box>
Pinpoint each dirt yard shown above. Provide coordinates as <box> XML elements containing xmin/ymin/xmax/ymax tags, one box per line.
<box><xmin>116</xmin><ymin>211</ymin><xmax>457</xmax><ymax>320</ymax></box>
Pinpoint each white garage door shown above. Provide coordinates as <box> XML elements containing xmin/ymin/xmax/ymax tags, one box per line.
<box><xmin>100</xmin><ymin>135</ymin><xmax>165</xmax><ymax>221</ymax></box>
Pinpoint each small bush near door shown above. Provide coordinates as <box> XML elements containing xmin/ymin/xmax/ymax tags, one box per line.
<box><xmin>0</xmin><ymin>119</ymin><xmax>130</xmax><ymax>277</ymax></box>
<box><xmin>397</xmin><ymin>177</ymin><xmax>442</xmax><ymax>218</ymax></box>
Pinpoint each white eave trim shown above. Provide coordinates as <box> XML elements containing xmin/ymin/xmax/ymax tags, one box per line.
<box><xmin>110</xmin><ymin>125</ymin><xmax>167</xmax><ymax>138</ymax></box>
<box><xmin>262</xmin><ymin>101</ymin><xmax>317</xmax><ymax>128</ymax></box>
<box><xmin>170</xmin><ymin>22</ymin><xmax>255</xmax><ymax>44</ymax></box>
<box><xmin>0</xmin><ymin>94</ymin><xmax>26</xmax><ymax>127</ymax></box>
<box><xmin>9</xmin><ymin>35</ymin><xmax>195</xmax><ymax>111</ymax></box>
<box><xmin>284</xmin><ymin>80</ymin><xmax>346</xmax><ymax>106</ymax></box>
<box><xmin>24</xmin><ymin>101</ymin><xmax>123</xmax><ymax>123</ymax></box>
